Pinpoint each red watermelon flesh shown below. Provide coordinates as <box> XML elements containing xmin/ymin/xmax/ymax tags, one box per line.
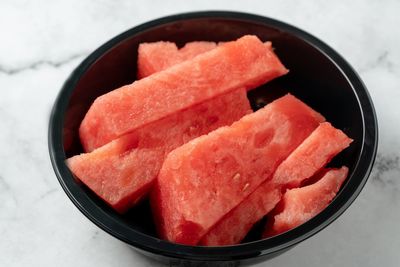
<box><xmin>263</xmin><ymin>166</ymin><xmax>349</xmax><ymax>237</ymax></box>
<box><xmin>200</xmin><ymin>122</ymin><xmax>351</xmax><ymax>246</ymax></box>
<box><xmin>272</xmin><ymin>122</ymin><xmax>353</xmax><ymax>189</ymax></box>
<box><xmin>137</xmin><ymin>41</ymin><xmax>217</xmax><ymax>78</ymax></box>
<box><xmin>199</xmin><ymin>187</ymin><xmax>282</xmax><ymax>246</ymax></box>
<box><xmin>67</xmin><ymin>88</ymin><xmax>251</xmax><ymax>213</ymax></box>
<box><xmin>80</xmin><ymin>35</ymin><xmax>288</xmax><ymax>152</ymax></box>
<box><xmin>152</xmin><ymin>94</ymin><xmax>324</xmax><ymax>245</ymax></box>
<box><xmin>138</xmin><ymin>41</ymin><xmax>273</xmax><ymax>79</ymax></box>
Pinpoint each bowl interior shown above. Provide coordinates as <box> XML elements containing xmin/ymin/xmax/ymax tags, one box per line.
<box><xmin>55</xmin><ymin>13</ymin><xmax>373</xmax><ymax>258</ymax></box>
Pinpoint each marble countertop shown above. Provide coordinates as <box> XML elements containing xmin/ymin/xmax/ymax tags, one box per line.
<box><xmin>1</xmin><ymin>0</ymin><xmax>399</xmax><ymax>266</ymax></box>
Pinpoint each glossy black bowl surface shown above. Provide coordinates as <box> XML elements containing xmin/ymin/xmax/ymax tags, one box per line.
<box><xmin>48</xmin><ymin>11</ymin><xmax>377</xmax><ymax>265</ymax></box>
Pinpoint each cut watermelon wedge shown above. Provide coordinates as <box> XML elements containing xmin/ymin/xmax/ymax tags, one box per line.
<box><xmin>200</xmin><ymin>187</ymin><xmax>282</xmax><ymax>246</ymax></box>
<box><xmin>263</xmin><ymin>166</ymin><xmax>349</xmax><ymax>237</ymax></box>
<box><xmin>200</xmin><ymin>122</ymin><xmax>352</xmax><ymax>246</ymax></box>
<box><xmin>137</xmin><ymin>41</ymin><xmax>273</xmax><ymax>79</ymax></box>
<box><xmin>67</xmin><ymin>88</ymin><xmax>251</xmax><ymax>213</ymax></box>
<box><xmin>152</xmin><ymin>94</ymin><xmax>324</xmax><ymax>245</ymax></box>
<box><xmin>272</xmin><ymin>122</ymin><xmax>353</xmax><ymax>188</ymax></box>
<box><xmin>138</xmin><ymin>41</ymin><xmax>217</xmax><ymax>78</ymax></box>
<box><xmin>80</xmin><ymin>35</ymin><xmax>288</xmax><ymax>151</ymax></box>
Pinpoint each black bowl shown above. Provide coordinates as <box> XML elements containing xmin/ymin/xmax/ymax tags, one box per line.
<box><xmin>48</xmin><ymin>11</ymin><xmax>378</xmax><ymax>266</ymax></box>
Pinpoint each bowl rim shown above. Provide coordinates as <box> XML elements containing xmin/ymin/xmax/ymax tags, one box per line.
<box><xmin>48</xmin><ymin>10</ymin><xmax>378</xmax><ymax>261</ymax></box>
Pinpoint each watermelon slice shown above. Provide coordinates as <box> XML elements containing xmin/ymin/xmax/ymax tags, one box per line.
<box><xmin>67</xmin><ymin>88</ymin><xmax>251</xmax><ymax>213</ymax></box>
<box><xmin>263</xmin><ymin>167</ymin><xmax>349</xmax><ymax>237</ymax></box>
<box><xmin>137</xmin><ymin>41</ymin><xmax>217</xmax><ymax>78</ymax></box>
<box><xmin>152</xmin><ymin>94</ymin><xmax>324</xmax><ymax>245</ymax></box>
<box><xmin>200</xmin><ymin>122</ymin><xmax>351</xmax><ymax>246</ymax></box>
<box><xmin>200</xmin><ymin>187</ymin><xmax>282</xmax><ymax>246</ymax></box>
<box><xmin>80</xmin><ymin>35</ymin><xmax>288</xmax><ymax>152</ymax></box>
<box><xmin>137</xmin><ymin>41</ymin><xmax>272</xmax><ymax>79</ymax></box>
<box><xmin>272</xmin><ymin>122</ymin><xmax>353</xmax><ymax>189</ymax></box>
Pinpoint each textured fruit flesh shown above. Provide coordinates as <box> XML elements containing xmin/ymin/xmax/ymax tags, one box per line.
<box><xmin>153</xmin><ymin>94</ymin><xmax>324</xmax><ymax>245</ymax></box>
<box><xmin>200</xmin><ymin>187</ymin><xmax>282</xmax><ymax>246</ymax></box>
<box><xmin>137</xmin><ymin>41</ymin><xmax>217</xmax><ymax>78</ymax></box>
<box><xmin>80</xmin><ymin>35</ymin><xmax>288</xmax><ymax>151</ymax></box>
<box><xmin>200</xmin><ymin>122</ymin><xmax>352</xmax><ymax>245</ymax></box>
<box><xmin>272</xmin><ymin>122</ymin><xmax>353</xmax><ymax>189</ymax></box>
<box><xmin>138</xmin><ymin>41</ymin><xmax>272</xmax><ymax>79</ymax></box>
<box><xmin>67</xmin><ymin>88</ymin><xmax>251</xmax><ymax>213</ymax></box>
<box><xmin>263</xmin><ymin>167</ymin><xmax>349</xmax><ymax>237</ymax></box>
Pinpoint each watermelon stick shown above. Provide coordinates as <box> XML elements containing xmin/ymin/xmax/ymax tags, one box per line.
<box><xmin>80</xmin><ymin>35</ymin><xmax>287</xmax><ymax>151</ymax></box>
<box><xmin>137</xmin><ymin>41</ymin><xmax>217</xmax><ymax>78</ymax></box>
<box><xmin>263</xmin><ymin>167</ymin><xmax>349</xmax><ymax>237</ymax></box>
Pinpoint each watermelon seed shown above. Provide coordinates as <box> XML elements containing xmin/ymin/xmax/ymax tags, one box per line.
<box><xmin>232</xmin><ymin>173</ymin><xmax>241</xmax><ymax>182</ymax></box>
<box><xmin>242</xmin><ymin>183</ymin><xmax>250</xmax><ymax>191</ymax></box>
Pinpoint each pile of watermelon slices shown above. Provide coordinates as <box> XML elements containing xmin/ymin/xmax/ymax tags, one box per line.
<box><xmin>67</xmin><ymin>35</ymin><xmax>353</xmax><ymax>246</ymax></box>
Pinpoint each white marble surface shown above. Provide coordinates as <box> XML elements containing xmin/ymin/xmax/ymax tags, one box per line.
<box><xmin>0</xmin><ymin>0</ymin><xmax>399</xmax><ymax>266</ymax></box>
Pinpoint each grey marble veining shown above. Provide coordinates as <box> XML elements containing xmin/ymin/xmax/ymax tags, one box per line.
<box><xmin>0</xmin><ymin>53</ymin><xmax>87</xmax><ymax>75</ymax></box>
<box><xmin>0</xmin><ymin>0</ymin><xmax>399</xmax><ymax>266</ymax></box>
